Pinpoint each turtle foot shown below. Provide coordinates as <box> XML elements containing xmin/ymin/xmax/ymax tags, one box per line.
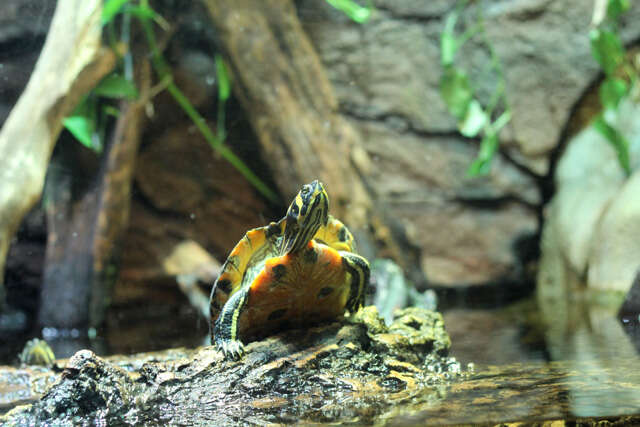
<box><xmin>218</xmin><ymin>339</ymin><xmax>245</xmax><ymax>360</ymax></box>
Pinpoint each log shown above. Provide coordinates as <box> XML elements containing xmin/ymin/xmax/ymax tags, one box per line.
<box><xmin>0</xmin><ymin>307</ymin><xmax>456</xmax><ymax>424</ymax></box>
<box><xmin>203</xmin><ymin>0</ymin><xmax>425</xmax><ymax>282</ymax></box>
<box><xmin>202</xmin><ymin>0</ymin><xmax>371</xmax><ymax>226</ymax></box>
<box><xmin>0</xmin><ymin>0</ymin><xmax>115</xmax><ymax>299</ymax></box>
<box><xmin>39</xmin><ymin>62</ymin><xmax>151</xmax><ymax>329</ymax></box>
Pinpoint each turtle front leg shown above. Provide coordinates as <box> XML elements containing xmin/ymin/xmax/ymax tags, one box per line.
<box><xmin>213</xmin><ymin>288</ymin><xmax>249</xmax><ymax>360</ymax></box>
<box><xmin>341</xmin><ymin>252</ymin><xmax>370</xmax><ymax>313</ymax></box>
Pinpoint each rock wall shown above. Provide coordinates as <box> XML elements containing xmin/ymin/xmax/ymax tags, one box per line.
<box><xmin>298</xmin><ymin>0</ymin><xmax>640</xmax><ymax>286</ymax></box>
<box><xmin>4</xmin><ymin>0</ymin><xmax>640</xmax><ymax>307</ymax></box>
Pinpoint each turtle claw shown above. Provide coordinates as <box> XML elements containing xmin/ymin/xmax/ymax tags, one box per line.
<box><xmin>218</xmin><ymin>339</ymin><xmax>245</xmax><ymax>360</ymax></box>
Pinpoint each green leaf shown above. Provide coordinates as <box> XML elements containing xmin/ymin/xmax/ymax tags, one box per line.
<box><xmin>102</xmin><ymin>0</ymin><xmax>129</xmax><ymax>25</ymax></box>
<box><xmin>593</xmin><ymin>115</ymin><xmax>631</xmax><ymax>174</ymax></box>
<box><xmin>599</xmin><ymin>77</ymin><xmax>628</xmax><ymax>110</ymax></box>
<box><xmin>606</xmin><ymin>0</ymin><xmax>631</xmax><ymax>21</ymax></box>
<box><xmin>122</xmin><ymin>4</ymin><xmax>158</xmax><ymax>21</ymax></box>
<box><xmin>440</xmin><ymin>66</ymin><xmax>473</xmax><ymax>119</ymax></box>
<box><xmin>459</xmin><ymin>99</ymin><xmax>487</xmax><ymax>137</ymax></box>
<box><xmin>94</xmin><ymin>74</ymin><xmax>138</xmax><ymax>99</ymax></box>
<box><xmin>325</xmin><ymin>0</ymin><xmax>372</xmax><ymax>23</ymax></box>
<box><xmin>215</xmin><ymin>55</ymin><xmax>231</xmax><ymax>102</ymax></box>
<box><xmin>491</xmin><ymin>110</ymin><xmax>512</xmax><ymax>133</ymax></box>
<box><xmin>440</xmin><ymin>12</ymin><xmax>458</xmax><ymax>66</ymax></box>
<box><xmin>441</xmin><ymin>33</ymin><xmax>457</xmax><ymax>66</ymax></box>
<box><xmin>467</xmin><ymin>131</ymin><xmax>498</xmax><ymax>176</ymax></box>
<box><xmin>63</xmin><ymin>116</ymin><xmax>98</xmax><ymax>152</ymax></box>
<box><xmin>590</xmin><ymin>28</ymin><xmax>624</xmax><ymax>75</ymax></box>
<box><xmin>102</xmin><ymin>105</ymin><xmax>121</xmax><ymax>118</ymax></box>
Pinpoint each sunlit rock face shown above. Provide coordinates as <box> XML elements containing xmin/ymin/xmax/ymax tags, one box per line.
<box><xmin>588</xmin><ymin>167</ymin><xmax>640</xmax><ymax>292</ymax></box>
<box><xmin>538</xmin><ymin>91</ymin><xmax>640</xmax><ymax>298</ymax></box>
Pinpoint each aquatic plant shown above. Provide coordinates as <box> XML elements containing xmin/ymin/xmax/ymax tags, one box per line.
<box><xmin>440</xmin><ymin>0</ymin><xmax>636</xmax><ymax>176</ymax></box>
<box><xmin>590</xmin><ymin>0</ymin><xmax>635</xmax><ymax>175</ymax></box>
<box><xmin>439</xmin><ymin>0</ymin><xmax>511</xmax><ymax>176</ymax></box>
<box><xmin>324</xmin><ymin>0</ymin><xmax>372</xmax><ymax>23</ymax></box>
<box><xmin>63</xmin><ymin>0</ymin><xmax>278</xmax><ymax>203</ymax></box>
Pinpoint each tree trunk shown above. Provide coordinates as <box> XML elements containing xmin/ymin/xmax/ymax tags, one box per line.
<box><xmin>202</xmin><ymin>0</ymin><xmax>371</xmax><ymax>225</ymax></box>
<box><xmin>0</xmin><ymin>0</ymin><xmax>115</xmax><ymax>306</ymax></box>
<box><xmin>203</xmin><ymin>0</ymin><xmax>423</xmax><ymax>281</ymax></box>
<box><xmin>39</xmin><ymin>64</ymin><xmax>150</xmax><ymax>329</ymax></box>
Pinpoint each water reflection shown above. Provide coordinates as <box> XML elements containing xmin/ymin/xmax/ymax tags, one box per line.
<box><xmin>440</xmin><ymin>293</ymin><xmax>640</xmax><ymax>423</ymax></box>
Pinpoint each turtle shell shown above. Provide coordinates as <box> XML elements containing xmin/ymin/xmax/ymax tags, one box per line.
<box><xmin>209</xmin><ymin>216</ymin><xmax>357</xmax><ymax>340</ymax></box>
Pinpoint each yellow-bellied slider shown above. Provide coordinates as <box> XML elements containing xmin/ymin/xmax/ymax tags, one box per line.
<box><xmin>209</xmin><ymin>180</ymin><xmax>370</xmax><ymax>359</ymax></box>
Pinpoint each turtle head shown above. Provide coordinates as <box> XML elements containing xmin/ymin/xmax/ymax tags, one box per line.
<box><xmin>280</xmin><ymin>180</ymin><xmax>329</xmax><ymax>255</ymax></box>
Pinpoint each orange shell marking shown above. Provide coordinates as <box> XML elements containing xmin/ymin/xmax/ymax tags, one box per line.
<box><xmin>238</xmin><ymin>241</ymin><xmax>350</xmax><ymax>339</ymax></box>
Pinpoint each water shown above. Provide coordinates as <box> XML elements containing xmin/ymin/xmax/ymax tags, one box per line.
<box><xmin>386</xmin><ymin>358</ymin><xmax>640</xmax><ymax>425</ymax></box>
<box><xmin>431</xmin><ymin>294</ymin><xmax>640</xmax><ymax>424</ymax></box>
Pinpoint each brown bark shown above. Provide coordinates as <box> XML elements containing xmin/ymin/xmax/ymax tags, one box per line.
<box><xmin>39</xmin><ymin>63</ymin><xmax>151</xmax><ymax>329</ymax></box>
<box><xmin>202</xmin><ymin>0</ymin><xmax>371</xmax><ymax>226</ymax></box>
<box><xmin>0</xmin><ymin>0</ymin><xmax>115</xmax><ymax>301</ymax></box>
<box><xmin>202</xmin><ymin>0</ymin><xmax>423</xmax><ymax>281</ymax></box>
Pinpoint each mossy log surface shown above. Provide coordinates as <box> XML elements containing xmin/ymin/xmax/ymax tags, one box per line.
<box><xmin>1</xmin><ymin>307</ymin><xmax>457</xmax><ymax>425</ymax></box>
<box><xmin>2</xmin><ymin>306</ymin><xmax>640</xmax><ymax>425</ymax></box>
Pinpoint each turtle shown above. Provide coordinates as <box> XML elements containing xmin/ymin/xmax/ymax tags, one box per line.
<box><xmin>19</xmin><ymin>338</ymin><xmax>56</xmax><ymax>367</ymax></box>
<box><xmin>209</xmin><ymin>180</ymin><xmax>370</xmax><ymax>360</ymax></box>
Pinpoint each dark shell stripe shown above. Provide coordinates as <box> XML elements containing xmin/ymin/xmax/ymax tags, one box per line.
<box><xmin>285</xmin><ymin>190</ymin><xmax>329</xmax><ymax>254</ymax></box>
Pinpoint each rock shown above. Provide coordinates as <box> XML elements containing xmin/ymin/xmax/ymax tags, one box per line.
<box><xmin>0</xmin><ymin>307</ymin><xmax>463</xmax><ymax>425</ymax></box>
<box><xmin>293</xmin><ymin>0</ymin><xmax>640</xmax><ymax>286</ymax></box>
<box><xmin>38</xmin><ymin>350</ymin><xmax>135</xmax><ymax>422</ymax></box>
<box><xmin>538</xmin><ymin>90</ymin><xmax>640</xmax><ymax>300</ymax></box>
<box><xmin>0</xmin><ymin>365</ymin><xmax>59</xmax><ymax>411</ymax></box>
<box><xmin>301</xmin><ymin>0</ymin><xmax>640</xmax><ymax>173</ymax></box>
<box><xmin>588</xmin><ymin>169</ymin><xmax>640</xmax><ymax>292</ymax></box>
<box><xmin>619</xmin><ymin>270</ymin><xmax>640</xmax><ymax>320</ymax></box>
<box><xmin>370</xmin><ymin>259</ymin><xmax>437</xmax><ymax>324</ymax></box>
<box><xmin>357</xmin><ymin>120</ymin><xmax>539</xmax><ymax>285</ymax></box>
<box><xmin>132</xmin><ymin>125</ymin><xmax>271</xmax><ymax>258</ymax></box>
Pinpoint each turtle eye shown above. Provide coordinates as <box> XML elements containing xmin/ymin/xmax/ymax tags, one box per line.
<box><xmin>301</xmin><ymin>185</ymin><xmax>311</xmax><ymax>195</ymax></box>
